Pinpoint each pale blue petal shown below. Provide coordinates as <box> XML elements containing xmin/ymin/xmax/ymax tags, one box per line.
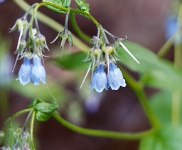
<box><xmin>17</xmin><ymin>57</ymin><xmax>31</xmax><ymax>86</ymax></box>
<box><xmin>107</xmin><ymin>62</ymin><xmax>126</xmax><ymax>90</ymax></box>
<box><xmin>30</xmin><ymin>55</ymin><xmax>46</xmax><ymax>85</ymax></box>
<box><xmin>90</xmin><ymin>64</ymin><xmax>107</xmax><ymax>93</ymax></box>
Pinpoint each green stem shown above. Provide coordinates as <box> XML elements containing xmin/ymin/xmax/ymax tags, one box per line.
<box><xmin>34</xmin><ymin>2</ymin><xmax>100</xmax><ymax>27</ymax></box>
<box><xmin>53</xmin><ymin>111</ymin><xmax>155</xmax><ymax>140</ymax></box>
<box><xmin>70</xmin><ymin>11</ymin><xmax>91</xmax><ymax>42</ymax></box>
<box><xmin>30</xmin><ymin>111</ymin><xmax>36</xmax><ymax>150</ymax></box>
<box><xmin>157</xmin><ymin>36</ymin><xmax>174</xmax><ymax>58</ymax></box>
<box><xmin>3</xmin><ymin>108</ymin><xmax>32</xmax><ymax>130</ymax></box>
<box><xmin>13</xmin><ymin>0</ymin><xmax>90</xmax><ymax>52</ymax></box>
<box><xmin>121</xmin><ymin>68</ymin><xmax>159</xmax><ymax>127</ymax></box>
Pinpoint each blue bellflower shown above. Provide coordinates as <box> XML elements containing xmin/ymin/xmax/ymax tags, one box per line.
<box><xmin>107</xmin><ymin>62</ymin><xmax>126</xmax><ymax>90</ymax></box>
<box><xmin>90</xmin><ymin>64</ymin><xmax>107</xmax><ymax>93</ymax></box>
<box><xmin>17</xmin><ymin>56</ymin><xmax>32</xmax><ymax>86</ymax></box>
<box><xmin>30</xmin><ymin>55</ymin><xmax>46</xmax><ymax>85</ymax></box>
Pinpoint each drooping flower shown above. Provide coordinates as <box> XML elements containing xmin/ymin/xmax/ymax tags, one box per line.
<box><xmin>30</xmin><ymin>55</ymin><xmax>46</xmax><ymax>85</ymax></box>
<box><xmin>17</xmin><ymin>56</ymin><xmax>32</xmax><ymax>86</ymax></box>
<box><xmin>107</xmin><ymin>62</ymin><xmax>126</xmax><ymax>90</ymax></box>
<box><xmin>90</xmin><ymin>64</ymin><xmax>107</xmax><ymax>93</ymax></box>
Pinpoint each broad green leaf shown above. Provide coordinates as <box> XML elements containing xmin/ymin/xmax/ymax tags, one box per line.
<box><xmin>118</xmin><ymin>41</ymin><xmax>182</xmax><ymax>92</ymax></box>
<box><xmin>51</xmin><ymin>51</ymin><xmax>89</xmax><ymax>70</ymax></box>
<box><xmin>75</xmin><ymin>0</ymin><xmax>90</xmax><ymax>13</ymax></box>
<box><xmin>42</xmin><ymin>0</ymin><xmax>66</xmax><ymax>13</ymax></box>
<box><xmin>140</xmin><ymin>125</ymin><xmax>182</xmax><ymax>150</ymax></box>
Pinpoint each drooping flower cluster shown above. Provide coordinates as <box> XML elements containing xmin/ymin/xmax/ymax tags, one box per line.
<box><xmin>81</xmin><ymin>26</ymin><xmax>139</xmax><ymax>93</ymax></box>
<box><xmin>10</xmin><ymin>4</ymin><xmax>48</xmax><ymax>86</ymax></box>
<box><xmin>10</xmin><ymin>3</ymin><xmax>139</xmax><ymax>92</ymax></box>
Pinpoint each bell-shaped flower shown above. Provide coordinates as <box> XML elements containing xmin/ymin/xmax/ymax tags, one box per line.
<box><xmin>30</xmin><ymin>55</ymin><xmax>46</xmax><ymax>85</ymax></box>
<box><xmin>107</xmin><ymin>62</ymin><xmax>126</xmax><ymax>90</ymax></box>
<box><xmin>90</xmin><ymin>64</ymin><xmax>107</xmax><ymax>93</ymax></box>
<box><xmin>17</xmin><ymin>56</ymin><xmax>32</xmax><ymax>86</ymax></box>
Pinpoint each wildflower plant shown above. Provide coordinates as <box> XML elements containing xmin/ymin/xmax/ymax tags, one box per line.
<box><xmin>1</xmin><ymin>0</ymin><xmax>182</xmax><ymax>150</ymax></box>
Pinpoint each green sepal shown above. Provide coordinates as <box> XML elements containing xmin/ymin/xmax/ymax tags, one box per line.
<box><xmin>74</xmin><ymin>0</ymin><xmax>90</xmax><ymax>13</ymax></box>
<box><xmin>42</xmin><ymin>0</ymin><xmax>66</xmax><ymax>13</ymax></box>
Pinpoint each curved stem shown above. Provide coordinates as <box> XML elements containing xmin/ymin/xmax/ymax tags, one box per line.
<box><xmin>70</xmin><ymin>11</ymin><xmax>91</xmax><ymax>42</ymax></box>
<box><xmin>3</xmin><ymin>108</ymin><xmax>32</xmax><ymax>130</ymax></box>
<box><xmin>53</xmin><ymin>111</ymin><xmax>156</xmax><ymax>140</ymax></box>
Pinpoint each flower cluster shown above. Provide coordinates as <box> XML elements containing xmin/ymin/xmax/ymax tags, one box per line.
<box><xmin>81</xmin><ymin>26</ymin><xmax>139</xmax><ymax>93</ymax></box>
<box><xmin>10</xmin><ymin>4</ymin><xmax>48</xmax><ymax>86</ymax></box>
<box><xmin>10</xmin><ymin>4</ymin><xmax>139</xmax><ymax>92</ymax></box>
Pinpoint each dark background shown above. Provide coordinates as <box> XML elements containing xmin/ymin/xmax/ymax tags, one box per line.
<box><xmin>0</xmin><ymin>0</ymin><xmax>171</xmax><ymax>150</ymax></box>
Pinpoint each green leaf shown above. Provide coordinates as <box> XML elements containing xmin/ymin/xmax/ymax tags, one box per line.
<box><xmin>42</xmin><ymin>0</ymin><xmax>66</xmax><ymax>13</ymax></box>
<box><xmin>61</xmin><ymin>0</ymin><xmax>71</xmax><ymax>7</ymax></box>
<box><xmin>35</xmin><ymin>102</ymin><xmax>58</xmax><ymax>113</ymax></box>
<box><xmin>51</xmin><ymin>51</ymin><xmax>89</xmax><ymax>70</ymax></box>
<box><xmin>74</xmin><ymin>0</ymin><xmax>90</xmax><ymax>13</ymax></box>
<box><xmin>149</xmin><ymin>91</ymin><xmax>182</xmax><ymax>125</ymax></box>
<box><xmin>149</xmin><ymin>91</ymin><xmax>172</xmax><ymax>124</ymax></box>
<box><xmin>140</xmin><ymin>125</ymin><xmax>182</xmax><ymax>150</ymax></box>
<box><xmin>118</xmin><ymin>41</ymin><xmax>182</xmax><ymax>92</ymax></box>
